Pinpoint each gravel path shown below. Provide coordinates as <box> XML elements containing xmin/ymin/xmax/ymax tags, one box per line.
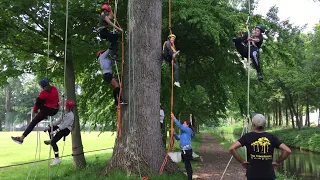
<box><xmin>193</xmin><ymin>133</ymin><xmax>246</xmax><ymax>180</ymax></box>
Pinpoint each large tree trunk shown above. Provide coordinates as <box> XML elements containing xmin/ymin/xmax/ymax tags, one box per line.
<box><xmin>4</xmin><ymin>85</ymin><xmax>12</xmax><ymax>131</ymax></box>
<box><xmin>66</xmin><ymin>50</ymin><xmax>86</xmax><ymax>167</ymax></box>
<box><xmin>106</xmin><ymin>0</ymin><xmax>178</xmax><ymax>176</ymax></box>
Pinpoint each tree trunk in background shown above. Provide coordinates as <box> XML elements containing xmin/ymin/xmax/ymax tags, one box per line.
<box><xmin>289</xmin><ymin>107</ymin><xmax>295</xmax><ymax>129</ymax></box>
<box><xmin>106</xmin><ymin>0</ymin><xmax>178</xmax><ymax>175</ymax></box>
<box><xmin>296</xmin><ymin>102</ymin><xmax>301</xmax><ymax>129</ymax></box>
<box><xmin>4</xmin><ymin>85</ymin><xmax>12</xmax><ymax>131</ymax></box>
<box><xmin>65</xmin><ymin>50</ymin><xmax>86</xmax><ymax>168</ymax></box>
<box><xmin>278</xmin><ymin>102</ymin><xmax>282</xmax><ymax>126</ymax></box>
<box><xmin>266</xmin><ymin>113</ymin><xmax>270</xmax><ymax>128</ymax></box>
<box><xmin>192</xmin><ymin>115</ymin><xmax>198</xmax><ymax>133</ymax></box>
<box><xmin>275</xmin><ymin>105</ymin><xmax>278</xmax><ymax>126</ymax></box>
<box><xmin>318</xmin><ymin>108</ymin><xmax>320</xmax><ymax>126</ymax></box>
<box><xmin>285</xmin><ymin>107</ymin><xmax>289</xmax><ymax>127</ymax></box>
<box><xmin>306</xmin><ymin>93</ymin><xmax>310</xmax><ymax>127</ymax></box>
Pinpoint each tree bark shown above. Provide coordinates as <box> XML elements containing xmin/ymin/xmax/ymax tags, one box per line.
<box><xmin>275</xmin><ymin>102</ymin><xmax>278</xmax><ymax>126</ymax></box>
<box><xmin>65</xmin><ymin>50</ymin><xmax>86</xmax><ymax>168</ymax></box>
<box><xmin>289</xmin><ymin>106</ymin><xmax>295</xmax><ymax>129</ymax></box>
<box><xmin>285</xmin><ymin>106</ymin><xmax>289</xmax><ymax>127</ymax></box>
<box><xmin>306</xmin><ymin>93</ymin><xmax>310</xmax><ymax>127</ymax></box>
<box><xmin>106</xmin><ymin>0</ymin><xmax>178</xmax><ymax>176</ymax></box>
<box><xmin>278</xmin><ymin>102</ymin><xmax>282</xmax><ymax>126</ymax></box>
<box><xmin>4</xmin><ymin>85</ymin><xmax>12</xmax><ymax>131</ymax></box>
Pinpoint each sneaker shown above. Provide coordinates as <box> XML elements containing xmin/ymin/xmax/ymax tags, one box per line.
<box><xmin>50</xmin><ymin>158</ymin><xmax>61</xmax><ymax>166</ymax></box>
<box><xmin>174</xmin><ymin>82</ymin><xmax>181</xmax><ymax>87</ymax></box>
<box><xmin>11</xmin><ymin>136</ymin><xmax>23</xmax><ymax>144</ymax></box>
<box><xmin>257</xmin><ymin>73</ymin><xmax>263</xmax><ymax>81</ymax></box>
<box><xmin>120</xmin><ymin>101</ymin><xmax>128</xmax><ymax>105</ymax></box>
<box><xmin>44</xmin><ymin>140</ymin><xmax>51</xmax><ymax>145</ymax></box>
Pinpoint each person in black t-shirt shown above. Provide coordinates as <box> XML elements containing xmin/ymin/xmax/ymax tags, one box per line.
<box><xmin>229</xmin><ymin>114</ymin><xmax>291</xmax><ymax>180</ymax></box>
<box><xmin>233</xmin><ymin>25</ymin><xmax>265</xmax><ymax>81</ymax></box>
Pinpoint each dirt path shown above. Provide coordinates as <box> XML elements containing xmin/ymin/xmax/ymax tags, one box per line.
<box><xmin>193</xmin><ymin>133</ymin><xmax>246</xmax><ymax>180</ymax></box>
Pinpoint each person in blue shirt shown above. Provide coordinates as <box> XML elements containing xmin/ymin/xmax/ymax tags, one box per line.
<box><xmin>171</xmin><ymin>113</ymin><xmax>194</xmax><ymax>180</ymax></box>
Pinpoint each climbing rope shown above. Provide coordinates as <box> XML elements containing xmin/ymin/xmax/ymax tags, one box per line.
<box><xmin>159</xmin><ymin>0</ymin><xmax>176</xmax><ymax>174</ymax></box>
<box><xmin>219</xmin><ymin>1</ymin><xmax>252</xmax><ymax>179</ymax></box>
<box><xmin>107</xmin><ymin>0</ymin><xmax>125</xmax><ymax>137</ymax></box>
<box><xmin>46</xmin><ymin>0</ymin><xmax>52</xmax><ymax>78</ymax></box>
<box><xmin>219</xmin><ymin>122</ymin><xmax>247</xmax><ymax>180</ymax></box>
<box><xmin>26</xmin><ymin>110</ymin><xmax>41</xmax><ymax>180</ymax></box>
<box><xmin>245</xmin><ymin>0</ymin><xmax>251</xmax><ymax>159</ymax></box>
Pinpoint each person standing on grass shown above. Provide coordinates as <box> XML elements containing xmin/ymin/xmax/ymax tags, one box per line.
<box><xmin>229</xmin><ymin>114</ymin><xmax>291</xmax><ymax>180</ymax></box>
<box><xmin>160</xmin><ymin>105</ymin><xmax>164</xmax><ymax>129</ymax></box>
<box><xmin>171</xmin><ymin>113</ymin><xmax>194</xmax><ymax>180</ymax></box>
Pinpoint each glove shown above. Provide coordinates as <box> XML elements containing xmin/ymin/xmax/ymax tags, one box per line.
<box><xmin>50</xmin><ymin>128</ymin><xmax>60</xmax><ymax>136</ymax></box>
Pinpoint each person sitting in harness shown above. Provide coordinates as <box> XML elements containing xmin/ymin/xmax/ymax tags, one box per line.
<box><xmin>233</xmin><ymin>24</ymin><xmax>265</xmax><ymax>81</ymax></box>
<box><xmin>97</xmin><ymin>49</ymin><xmax>127</xmax><ymax>106</ymax></box>
<box><xmin>98</xmin><ymin>4</ymin><xmax>123</xmax><ymax>61</ymax></box>
<box><xmin>43</xmin><ymin>100</ymin><xmax>75</xmax><ymax>166</ymax></box>
<box><xmin>162</xmin><ymin>34</ymin><xmax>181</xmax><ymax>88</ymax></box>
<box><xmin>11</xmin><ymin>78</ymin><xmax>60</xmax><ymax>144</ymax></box>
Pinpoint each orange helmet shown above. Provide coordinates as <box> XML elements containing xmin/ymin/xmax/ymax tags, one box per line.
<box><xmin>96</xmin><ymin>50</ymin><xmax>105</xmax><ymax>57</ymax></box>
<box><xmin>102</xmin><ymin>4</ymin><xmax>112</xmax><ymax>12</ymax></box>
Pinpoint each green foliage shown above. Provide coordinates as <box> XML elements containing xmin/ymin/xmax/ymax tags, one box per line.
<box><xmin>270</xmin><ymin>128</ymin><xmax>320</xmax><ymax>153</ymax></box>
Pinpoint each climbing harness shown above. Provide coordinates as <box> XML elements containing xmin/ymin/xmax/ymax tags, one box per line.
<box><xmin>159</xmin><ymin>0</ymin><xmax>176</xmax><ymax>174</ymax></box>
<box><xmin>219</xmin><ymin>0</ymin><xmax>252</xmax><ymax>179</ymax></box>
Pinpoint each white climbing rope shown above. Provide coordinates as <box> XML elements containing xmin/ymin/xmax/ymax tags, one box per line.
<box><xmin>219</xmin><ymin>0</ymin><xmax>252</xmax><ymax>179</ymax></box>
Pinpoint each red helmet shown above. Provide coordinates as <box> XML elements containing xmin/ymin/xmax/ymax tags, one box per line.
<box><xmin>96</xmin><ymin>50</ymin><xmax>105</xmax><ymax>57</ymax></box>
<box><xmin>102</xmin><ymin>4</ymin><xmax>111</xmax><ymax>12</ymax></box>
<box><xmin>65</xmin><ymin>100</ymin><xmax>75</xmax><ymax>109</ymax></box>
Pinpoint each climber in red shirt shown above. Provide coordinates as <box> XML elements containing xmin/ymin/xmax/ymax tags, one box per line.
<box><xmin>11</xmin><ymin>78</ymin><xmax>60</xmax><ymax>144</ymax></box>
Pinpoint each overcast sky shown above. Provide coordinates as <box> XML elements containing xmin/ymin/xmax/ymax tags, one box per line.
<box><xmin>254</xmin><ymin>0</ymin><xmax>320</xmax><ymax>32</ymax></box>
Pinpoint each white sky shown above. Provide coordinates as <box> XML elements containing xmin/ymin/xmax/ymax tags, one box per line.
<box><xmin>255</xmin><ymin>0</ymin><xmax>320</xmax><ymax>32</ymax></box>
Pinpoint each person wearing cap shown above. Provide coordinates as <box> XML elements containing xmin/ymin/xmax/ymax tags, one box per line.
<box><xmin>11</xmin><ymin>78</ymin><xmax>60</xmax><ymax>144</ymax></box>
<box><xmin>96</xmin><ymin>49</ymin><xmax>127</xmax><ymax>106</ymax></box>
<box><xmin>229</xmin><ymin>114</ymin><xmax>291</xmax><ymax>180</ymax></box>
<box><xmin>160</xmin><ymin>105</ymin><xmax>165</xmax><ymax>129</ymax></box>
<box><xmin>98</xmin><ymin>3</ymin><xmax>123</xmax><ymax>61</ymax></box>
<box><xmin>162</xmin><ymin>34</ymin><xmax>181</xmax><ymax>87</ymax></box>
<box><xmin>232</xmin><ymin>25</ymin><xmax>265</xmax><ymax>81</ymax></box>
<box><xmin>43</xmin><ymin>100</ymin><xmax>75</xmax><ymax>166</ymax></box>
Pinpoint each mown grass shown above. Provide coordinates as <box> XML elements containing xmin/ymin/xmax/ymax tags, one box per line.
<box><xmin>1</xmin><ymin>131</ymin><xmax>202</xmax><ymax>179</ymax></box>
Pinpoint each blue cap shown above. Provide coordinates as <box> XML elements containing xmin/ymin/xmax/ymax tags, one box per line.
<box><xmin>39</xmin><ymin>78</ymin><xmax>50</xmax><ymax>88</ymax></box>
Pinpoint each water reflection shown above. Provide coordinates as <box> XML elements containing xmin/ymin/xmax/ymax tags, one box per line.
<box><xmin>219</xmin><ymin>133</ymin><xmax>320</xmax><ymax>180</ymax></box>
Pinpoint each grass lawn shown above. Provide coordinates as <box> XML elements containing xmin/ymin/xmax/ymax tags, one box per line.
<box><xmin>1</xmin><ymin>131</ymin><xmax>115</xmax><ymax>166</ymax></box>
<box><xmin>1</xmin><ymin>131</ymin><xmax>202</xmax><ymax>180</ymax></box>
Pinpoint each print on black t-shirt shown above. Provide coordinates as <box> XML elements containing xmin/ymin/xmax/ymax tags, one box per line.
<box><xmin>238</xmin><ymin>132</ymin><xmax>282</xmax><ymax>180</ymax></box>
<box><xmin>250</xmin><ymin>137</ymin><xmax>272</xmax><ymax>160</ymax></box>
